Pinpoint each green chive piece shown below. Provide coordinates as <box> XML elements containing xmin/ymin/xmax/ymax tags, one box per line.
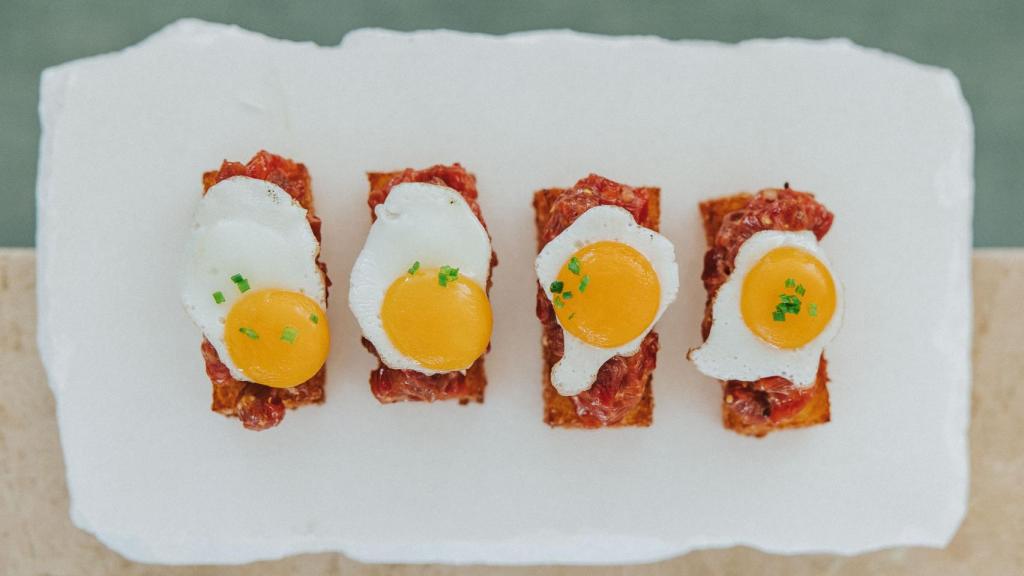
<box><xmin>553</xmin><ymin>295</ymin><xmax>565</xmax><ymax>309</ymax></box>
<box><xmin>568</xmin><ymin>312</ymin><xmax>576</xmax><ymax>320</ymax></box>
<box><xmin>775</xmin><ymin>290</ymin><xmax>805</xmax><ymax>319</ymax></box>
<box><xmin>212</xmin><ymin>291</ymin><xmax>225</xmax><ymax>304</ymax></box>
<box><xmin>408</xmin><ymin>261</ymin><xmax>420</xmax><ymax>275</ymax></box>
<box><xmin>567</xmin><ymin>256</ymin><xmax>581</xmax><ymax>275</ymax></box>
<box><xmin>809</xmin><ymin>303</ymin><xmax>818</xmax><ymax>317</ymax></box>
<box><xmin>785</xmin><ymin>278</ymin><xmax>795</xmax><ymax>288</ymax></box>
<box><xmin>230</xmin><ymin>274</ymin><xmax>250</xmax><ymax>293</ymax></box>
<box><xmin>563</xmin><ymin>291</ymin><xmax>573</xmax><ymax>300</ymax></box>
<box><xmin>281</xmin><ymin>326</ymin><xmax>299</xmax><ymax>343</ymax></box>
<box><xmin>795</xmin><ymin>284</ymin><xmax>806</xmax><ymax>296</ymax></box>
<box><xmin>549</xmin><ymin>280</ymin><xmax>564</xmax><ymax>294</ymax></box>
<box><xmin>239</xmin><ymin>327</ymin><xmax>259</xmax><ymax>340</ymax></box>
<box><xmin>309</xmin><ymin>313</ymin><xmax>319</xmax><ymax>324</ymax></box>
<box><xmin>579</xmin><ymin>275</ymin><xmax>590</xmax><ymax>292</ymax></box>
<box><xmin>438</xmin><ymin>265</ymin><xmax>459</xmax><ymax>286</ymax></box>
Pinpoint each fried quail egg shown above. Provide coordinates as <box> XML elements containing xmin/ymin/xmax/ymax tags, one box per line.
<box><xmin>689</xmin><ymin>230</ymin><xmax>843</xmax><ymax>387</ymax></box>
<box><xmin>535</xmin><ymin>205</ymin><xmax>678</xmax><ymax>396</ymax></box>
<box><xmin>349</xmin><ymin>182</ymin><xmax>493</xmax><ymax>374</ymax></box>
<box><xmin>182</xmin><ymin>176</ymin><xmax>329</xmax><ymax>388</ymax></box>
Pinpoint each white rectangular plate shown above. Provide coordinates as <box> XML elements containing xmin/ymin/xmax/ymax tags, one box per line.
<box><xmin>36</xmin><ymin>20</ymin><xmax>972</xmax><ymax>565</ymax></box>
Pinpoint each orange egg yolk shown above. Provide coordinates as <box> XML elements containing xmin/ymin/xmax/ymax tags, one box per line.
<box><xmin>740</xmin><ymin>246</ymin><xmax>836</xmax><ymax>349</ymax></box>
<box><xmin>380</xmin><ymin>268</ymin><xmax>492</xmax><ymax>371</ymax></box>
<box><xmin>553</xmin><ymin>241</ymin><xmax>660</xmax><ymax>348</ymax></box>
<box><xmin>224</xmin><ymin>289</ymin><xmax>329</xmax><ymax>388</ymax></box>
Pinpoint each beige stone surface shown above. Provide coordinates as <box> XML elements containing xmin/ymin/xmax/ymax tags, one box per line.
<box><xmin>1</xmin><ymin>248</ymin><xmax>1021</xmax><ymax>575</ymax></box>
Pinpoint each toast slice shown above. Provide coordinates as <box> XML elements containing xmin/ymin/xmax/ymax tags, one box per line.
<box><xmin>533</xmin><ymin>179</ymin><xmax>660</xmax><ymax>428</ymax></box>
<box><xmin>362</xmin><ymin>164</ymin><xmax>494</xmax><ymax>404</ymax></box>
<box><xmin>199</xmin><ymin>151</ymin><xmax>329</xmax><ymax>431</ymax></box>
<box><xmin>699</xmin><ymin>193</ymin><xmax>830</xmax><ymax>437</ymax></box>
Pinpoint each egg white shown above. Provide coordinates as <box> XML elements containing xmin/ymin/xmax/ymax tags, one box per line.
<box><xmin>535</xmin><ymin>205</ymin><xmax>678</xmax><ymax>396</ymax></box>
<box><xmin>689</xmin><ymin>230</ymin><xmax>843</xmax><ymax>388</ymax></box>
<box><xmin>348</xmin><ymin>182</ymin><xmax>492</xmax><ymax>374</ymax></box>
<box><xmin>181</xmin><ymin>176</ymin><xmax>326</xmax><ymax>381</ymax></box>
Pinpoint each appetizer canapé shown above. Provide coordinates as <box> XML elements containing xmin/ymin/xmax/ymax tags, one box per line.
<box><xmin>689</xmin><ymin>185</ymin><xmax>841</xmax><ymax>437</ymax></box>
<box><xmin>533</xmin><ymin>175</ymin><xmax>678</xmax><ymax>428</ymax></box>
<box><xmin>349</xmin><ymin>164</ymin><xmax>496</xmax><ymax>403</ymax></box>
<box><xmin>182</xmin><ymin>151</ymin><xmax>330</xmax><ymax>431</ymax></box>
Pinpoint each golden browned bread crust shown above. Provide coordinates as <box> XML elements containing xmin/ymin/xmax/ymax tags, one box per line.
<box><xmin>533</xmin><ymin>182</ymin><xmax>660</xmax><ymax>428</ymax></box>
<box><xmin>200</xmin><ymin>151</ymin><xmax>328</xmax><ymax>431</ymax></box>
<box><xmin>541</xmin><ymin>372</ymin><xmax>655</xmax><ymax>428</ymax></box>
<box><xmin>362</xmin><ymin>164</ymin><xmax>493</xmax><ymax>404</ymax></box>
<box><xmin>699</xmin><ymin>192</ymin><xmax>831</xmax><ymax>437</ymax></box>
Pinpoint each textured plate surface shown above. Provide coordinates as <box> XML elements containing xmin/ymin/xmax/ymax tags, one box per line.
<box><xmin>36</xmin><ymin>20</ymin><xmax>972</xmax><ymax>565</ymax></box>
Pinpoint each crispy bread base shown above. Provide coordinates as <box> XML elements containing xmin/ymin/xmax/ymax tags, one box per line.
<box><xmin>365</xmin><ymin>169</ymin><xmax>489</xmax><ymax>403</ymax></box>
<box><xmin>200</xmin><ymin>153</ymin><xmax>328</xmax><ymax>430</ymax></box>
<box><xmin>699</xmin><ymin>194</ymin><xmax>830</xmax><ymax>437</ymax></box>
<box><xmin>533</xmin><ymin>187</ymin><xmax>660</xmax><ymax>428</ymax></box>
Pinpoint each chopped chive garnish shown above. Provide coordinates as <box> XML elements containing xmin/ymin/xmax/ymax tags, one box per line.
<box><xmin>785</xmin><ymin>278</ymin><xmax>795</xmax><ymax>288</ymax></box>
<box><xmin>562</xmin><ymin>291</ymin><xmax>573</xmax><ymax>300</ymax></box>
<box><xmin>231</xmin><ymin>273</ymin><xmax>250</xmax><ymax>293</ymax></box>
<box><xmin>408</xmin><ymin>261</ymin><xmax>420</xmax><ymax>275</ymax></box>
<box><xmin>239</xmin><ymin>327</ymin><xmax>259</xmax><ymax>340</ymax></box>
<box><xmin>579</xmin><ymin>275</ymin><xmax>590</xmax><ymax>292</ymax></box>
<box><xmin>309</xmin><ymin>313</ymin><xmax>319</xmax><ymax>324</ymax></box>
<box><xmin>568</xmin><ymin>312</ymin><xmax>576</xmax><ymax>320</ymax></box>
<box><xmin>549</xmin><ymin>280</ymin><xmax>564</xmax><ymax>294</ymax></box>
<box><xmin>553</xmin><ymin>295</ymin><xmax>565</xmax><ymax>309</ymax></box>
<box><xmin>774</xmin><ymin>290</ymin><xmax>804</xmax><ymax>321</ymax></box>
<box><xmin>438</xmin><ymin>265</ymin><xmax>459</xmax><ymax>287</ymax></box>
<box><xmin>567</xmin><ymin>256</ymin><xmax>581</xmax><ymax>275</ymax></box>
<box><xmin>809</xmin><ymin>303</ymin><xmax>819</xmax><ymax>317</ymax></box>
<box><xmin>280</xmin><ymin>326</ymin><xmax>298</xmax><ymax>343</ymax></box>
<box><xmin>795</xmin><ymin>284</ymin><xmax>806</xmax><ymax>296</ymax></box>
<box><xmin>212</xmin><ymin>291</ymin><xmax>225</xmax><ymax>304</ymax></box>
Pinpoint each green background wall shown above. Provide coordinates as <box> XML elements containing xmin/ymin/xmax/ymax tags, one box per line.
<box><xmin>3</xmin><ymin>0</ymin><xmax>1021</xmax><ymax>247</ymax></box>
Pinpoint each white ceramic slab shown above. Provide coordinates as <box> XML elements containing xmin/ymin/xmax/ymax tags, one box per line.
<box><xmin>36</xmin><ymin>19</ymin><xmax>973</xmax><ymax>565</ymax></box>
